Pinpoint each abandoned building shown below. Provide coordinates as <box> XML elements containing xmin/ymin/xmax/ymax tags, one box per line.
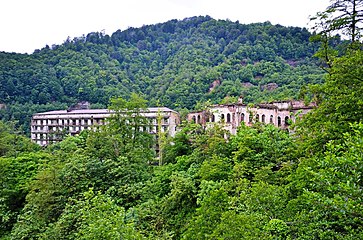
<box><xmin>187</xmin><ymin>100</ymin><xmax>315</xmax><ymax>135</ymax></box>
<box><xmin>31</xmin><ymin>104</ymin><xmax>180</xmax><ymax>146</ymax></box>
<box><xmin>31</xmin><ymin>99</ymin><xmax>315</xmax><ymax>146</ymax></box>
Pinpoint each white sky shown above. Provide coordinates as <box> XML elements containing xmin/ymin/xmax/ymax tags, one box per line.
<box><xmin>0</xmin><ymin>0</ymin><xmax>330</xmax><ymax>54</ymax></box>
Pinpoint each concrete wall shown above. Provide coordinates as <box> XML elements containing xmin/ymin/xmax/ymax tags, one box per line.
<box><xmin>31</xmin><ymin>108</ymin><xmax>180</xmax><ymax>146</ymax></box>
<box><xmin>188</xmin><ymin>100</ymin><xmax>315</xmax><ymax>134</ymax></box>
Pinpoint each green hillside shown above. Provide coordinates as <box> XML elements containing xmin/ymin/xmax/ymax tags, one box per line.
<box><xmin>1</xmin><ymin>0</ymin><xmax>363</xmax><ymax>238</ymax></box>
<box><xmin>1</xmin><ymin>16</ymin><xmax>325</xmax><ymax>132</ymax></box>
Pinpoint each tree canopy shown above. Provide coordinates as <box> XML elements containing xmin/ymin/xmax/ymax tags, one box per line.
<box><xmin>1</xmin><ymin>1</ymin><xmax>363</xmax><ymax>238</ymax></box>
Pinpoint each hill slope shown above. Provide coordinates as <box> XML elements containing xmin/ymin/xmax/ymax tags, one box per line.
<box><xmin>0</xmin><ymin>16</ymin><xmax>325</xmax><ymax>132</ymax></box>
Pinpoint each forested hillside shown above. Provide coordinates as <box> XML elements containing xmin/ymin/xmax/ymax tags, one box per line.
<box><xmin>2</xmin><ymin>0</ymin><xmax>363</xmax><ymax>238</ymax></box>
<box><xmin>0</xmin><ymin>16</ymin><xmax>325</xmax><ymax>133</ymax></box>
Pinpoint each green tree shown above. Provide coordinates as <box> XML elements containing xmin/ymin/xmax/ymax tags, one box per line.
<box><xmin>310</xmin><ymin>0</ymin><xmax>363</xmax><ymax>43</ymax></box>
<box><xmin>297</xmin><ymin>0</ymin><xmax>363</xmax><ymax>155</ymax></box>
<box><xmin>86</xmin><ymin>93</ymin><xmax>154</xmax><ymax>161</ymax></box>
<box><xmin>0</xmin><ymin>152</ymin><xmax>51</xmax><ymax>238</ymax></box>
<box><xmin>0</xmin><ymin>120</ymin><xmax>39</xmax><ymax>157</ymax></box>
<box><xmin>287</xmin><ymin>123</ymin><xmax>363</xmax><ymax>238</ymax></box>
<box><xmin>182</xmin><ymin>181</ymin><xmax>228</xmax><ymax>239</ymax></box>
<box><xmin>40</xmin><ymin>189</ymin><xmax>145</xmax><ymax>240</ymax></box>
<box><xmin>9</xmin><ymin>156</ymin><xmax>65</xmax><ymax>239</ymax></box>
<box><xmin>297</xmin><ymin>43</ymin><xmax>363</xmax><ymax>156</ymax></box>
<box><xmin>231</xmin><ymin>124</ymin><xmax>294</xmax><ymax>182</ymax></box>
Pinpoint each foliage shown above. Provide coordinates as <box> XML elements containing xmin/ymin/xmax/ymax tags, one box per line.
<box><xmin>287</xmin><ymin>123</ymin><xmax>363</xmax><ymax>239</ymax></box>
<box><xmin>0</xmin><ymin>152</ymin><xmax>50</xmax><ymax>237</ymax></box>
<box><xmin>39</xmin><ymin>189</ymin><xmax>144</xmax><ymax>240</ymax></box>
<box><xmin>298</xmin><ymin>14</ymin><xmax>363</xmax><ymax>155</ymax></box>
<box><xmin>1</xmin><ymin>116</ymin><xmax>363</xmax><ymax>239</ymax></box>
<box><xmin>310</xmin><ymin>0</ymin><xmax>363</xmax><ymax>42</ymax></box>
<box><xmin>0</xmin><ymin>120</ymin><xmax>39</xmax><ymax>157</ymax></box>
<box><xmin>1</xmin><ymin>2</ymin><xmax>363</xmax><ymax>238</ymax></box>
<box><xmin>231</xmin><ymin>124</ymin><xmax>295</xmax><ymax>182</ymax></box>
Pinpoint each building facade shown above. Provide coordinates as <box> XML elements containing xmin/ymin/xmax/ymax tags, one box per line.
<box><xmin>31</xmin><ymin>100</ymin><xmax>314</xmax><ymax>146</ymax></box>
<box><xmin>31</xmin><ymin>106</ymin><xmax>180</xmax><ymax>146</ymax></box>
<box><xmin>187</xmin><ymin>100</ymin><xmax>315</xmax><ymax>135</ymax></box>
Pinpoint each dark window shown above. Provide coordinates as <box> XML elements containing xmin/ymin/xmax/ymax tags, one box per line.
<box><xmin>256</xmin><ymin>114</ymin><xmax>260</xmax><ymax>122</ymax></box>
<box><xmin>249</xmin><ymin>114</ymin><xmax>253</xmax><ymax>123</ymax></box>
<box><xmin>212</xmin><ymin>114</ymin><xmax>215</xmax><ymax>122</ymax></box>
<box><xmin>227</xmin><ymin>113</ymin><xmax>231</xmax><ymax>123</ymax></box>
<box><xmin>262</xmin><ymin>114</ymin><xmax>266</xmax><ymax>123</ymax></box>
<box><xmin>241</xmin><ymin>113</ymin><xmax>245</xmax><ymax>122</ymax></box>
<box><xmin>278</xmin><ymin>116</ymin><xmax>282</xmax><ymax>127</ymax></box>
<box><xmin>270</xmin><ymin>115</ymin><xmax>273</xmax><ymax>124</ymax></box>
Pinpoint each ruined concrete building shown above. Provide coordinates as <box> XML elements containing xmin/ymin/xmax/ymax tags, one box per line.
<box><xmin>31</xmin><ymin>105</ymin><xmax>180</xmax><ymax>146</ymax></box>
<box><xmin>31</xmin><ymin>99</ymin><xmax>315</xmax><ymax>146</ymax></box>
<box><xmin>187</xmin><ymin>100</ymin><xmax>315</xmax><ymax>135</ymax></box>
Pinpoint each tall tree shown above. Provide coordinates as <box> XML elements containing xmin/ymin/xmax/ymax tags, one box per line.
<box><xmin>298</xmin><ymin>0</ymin><xmax>363</xmax><ymax>154</ymax></box>
<box><xmin>290</xmin><ymin>2</ymin><xmax>363</xmax><ymax>237</ymax></box>
<box><xmin>311</xmin><ymin>0</ymin><xmax>363</xmax><ymax>43</ymax></box>
<box><xmin>86</xmin><ymin>93</ymin><xmax>154</xmax><ymax>161</ymax></box>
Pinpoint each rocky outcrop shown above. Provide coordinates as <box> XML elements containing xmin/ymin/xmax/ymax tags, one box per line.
<box><xmin>261</xmin><ymin>83</ymin><xmax>278</xmax><ymax>91</ymax></box>
<box><xmin>209</xmin><ymin>79</ymin><xmax>221</xmax><ymax>92</ymax></box>
<box><xmin>241</xmin><ymin>82</ymin><xmax>254</xmax><ymax>88</ymax></box>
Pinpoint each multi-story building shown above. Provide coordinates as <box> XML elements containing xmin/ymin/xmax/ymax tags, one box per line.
<box><xmin>187</xmin><ymin>100</ymin><xmax>315</xmax><ymax>135</ymax></box>
<box><xmin>31</xmin><ymin>100</ymin><xmax>315</xmax><ymax>146</ymax></box>
<box><xmin>31</xmin><ymin>105</ymin><xmax>180</xmax><ymax>146</ymax></box>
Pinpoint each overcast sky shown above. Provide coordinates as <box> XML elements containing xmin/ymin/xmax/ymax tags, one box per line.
<box><xmin>1</xmin><ymin>0</ymin><xmax>330</xmax><ymax>54</ymax></box>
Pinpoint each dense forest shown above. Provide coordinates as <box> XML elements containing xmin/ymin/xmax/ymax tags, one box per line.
<box><xmin>1</xmin><ymin>0</ymin><xmax>363</xmax><ymax>239</ymax></box>
<box><xmin>0</xmin><ymin>15</ymin><xmax>326</xmax><ymax>133</ymax></box>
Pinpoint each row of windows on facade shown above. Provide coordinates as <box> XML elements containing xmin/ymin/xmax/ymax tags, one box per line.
<box><xmin>192</xmin><ymin>113</ymin><xmax>290</xmax><ymax>126</ymax></box>
<box><xmin>32</xmin><ymin>118</ymin><xmax>105</xmax><ymax>126</ymax></box>
<box><xmin>32</xmin><ymin>125</ymin><xmax>170</xmax><ymax>140</ymax></box>
<box><xmin>33</xmin><ymin>130</ymin><xmax>168</xmax><ymax>147</ymax></box>
<box><xmin>32</xmin><ymin>117</ymin><xmax>171</xmax><ymax>126</ymax></box>
<box><xmin>32</xmin><ymin>125</ymin><xmax>93</xmax><ymax>133</ymax></box>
